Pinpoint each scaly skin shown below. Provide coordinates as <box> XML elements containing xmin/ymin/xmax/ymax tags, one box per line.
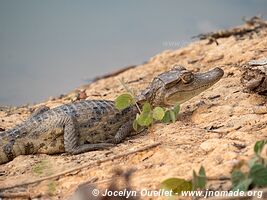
<box><xmin>0</xmin><ymin>66</ymin><xmax>224</xmax><ymax>164</ymax></box>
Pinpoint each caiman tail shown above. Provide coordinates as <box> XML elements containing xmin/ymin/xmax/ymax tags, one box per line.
<box><xmin>0</xmin><ymin>124</ymin><xmax>34</xmax><ymax>164</ymax></box>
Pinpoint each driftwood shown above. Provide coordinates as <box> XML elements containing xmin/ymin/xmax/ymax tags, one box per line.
<box><xmin>88</xmin><ymin>65</ymin><xmax>137</xmax><ymax>84</ymax></box>
<box><xmin>241</xmin><ymin>57</ymin><xmax>267</xmax><ymax>96</ymax></box>
<box><xmin>193</xmin><ymin>16</ymin><xmax>267</xmax><ymax>45</ymax></box>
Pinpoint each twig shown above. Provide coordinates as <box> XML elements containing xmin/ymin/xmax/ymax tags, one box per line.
<box><xmin>0</xmin><ymin>142</ymin><xmax>161</xmax><ymax>191</ymax></box>
<box><xmin>91</xmin><ymin>65</ymin><xmax>137</xmax><ymax>83</ymax></box>
<box><xmin>207</xmin><ymin>176</ymin><xmax>231</xmax><ymax>181</ymax></box>
<box><xmin>0</xmin><ymin>192</ymin><xmax>30</xmax><ymax>198</ymax></box>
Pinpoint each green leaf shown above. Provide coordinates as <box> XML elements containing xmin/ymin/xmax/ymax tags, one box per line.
<box><xmin>232</xmin><ymin>178</ymin><xmax>252</xmax><ymax>192</ymax></box>
<box><xmin>170</xmin><ymin>110</ymin><xmax>176</xmax><ymax>123</ymax></box>
<box><xmin>142</xmin><ymin>102</ymin><xmax>151</xmax><ymax>113</ymax></box>
<box><xmin>115</xmin><ymin>93</ymin><xmax>134</xmax><ymax>110</ymax></box>
<box><xmin>192</xmin><ymin>170</ymin><xmax>197</xmax><ymax>191</ymax></box>
<box><xmin>231</xmin><ymin>170</ymin><xmax>246</xmax><ymax>188</ymax></box>
<box><xmin>161</xmin><ymin>178</ymin><xmax>192</xmax><ymax>195</ymax></box>
<box><xmin>133</xmin><ymin>119</ymin><xmax>138</xmax><ymax>131</ymax></box>
<box><xmin>162</xmin><ymin>110</ymin><xmax>171</xmax><ymax>123</ymax></box>
<box><xmin>137</xmin><ymin>113</ymin><xmax>153</xmax><ymax>126</ymax></box>
<box><xmin>152</xmin><ymin>107</ymin><xmax>165</xmax><ymax>120</ymax></box>
<box><xmin>173</xmin><ymin>103</ymin><xmax>180</xmax><ymax>116</ymax></box>
<box><xmin>136</xmin><ymin>102</ymin><xmax>153</xmax><ymax>126</ymax></box>
<box><xmin>254</xmin><ymin>140</ymin><xmax>267</xmax><ymax>156</ymax></box>
<box><xmin>198</xmin><ymin>166</ymin><xmax>207</xmax><ymax>189</ymax></box>
<box><xmin>192</xmin><ymin>167</ymin><xmax>207</xmax><ymax>190</ymax></box>
<box><xmin>249</xmin><ymin>163</ymin><xmax>267</xmax><ymax>187</ymax></box>
<box><xmin>248</xmin><ymin>157</ymin><xmax>259</xmax><ymax>168</ymax></box>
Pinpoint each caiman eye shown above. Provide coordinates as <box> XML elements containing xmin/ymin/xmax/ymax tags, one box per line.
<box><xmin>181</xmin><ymin>72</ymin><xmax>194</xmax><ymax>83</ymax></box>
<box><xmin>172</xmin><ymin>65</ymin><xmax>186</xmax><ymax>71</ymax></box>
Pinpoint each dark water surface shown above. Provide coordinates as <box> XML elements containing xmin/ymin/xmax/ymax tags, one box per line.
<box><xmin>0</xmin><ymin>0</ymin><xmax>266</xmax><ymax>105</ymax></box>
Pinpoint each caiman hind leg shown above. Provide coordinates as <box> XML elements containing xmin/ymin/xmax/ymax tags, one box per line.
<box><xmin>63</xmin><ymin>116</ymin><xmax>113</xmax><ymax>155</ymax></box>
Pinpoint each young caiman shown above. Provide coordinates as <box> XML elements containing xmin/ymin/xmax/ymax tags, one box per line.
<box><xmin>0</xmin><ymin>66</ymin><xmax>224</xmax><ymax>164</ymax></box>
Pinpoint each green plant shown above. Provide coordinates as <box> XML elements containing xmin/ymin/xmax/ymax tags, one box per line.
<box><xmin>160</xmin><ymin>140</ymin><xmax>267</xmax><ymax>199</ymax></box>
<box><xmin>32</xmin><ymin>159</ymin><xmax>53</xmax><ymax>176</ymax></box>
<box><xmin>160</xmin><ymin>166</ymin><xmax>205</xmax><ymax>199</ymax></box>
<box><xmin>192</xmin><ymin>166</ymin><xmax>207</xmax><ymax>190</ymax></box>
<box><xmin>47</xmin><ymin>181</ymin><xmax>57</xmax><ymax>196</ymax></box>
<box><xmin>115</xmin><ymin>79</ymin><xmax>180</xmax><ymax>130</ymax></box>
<box><xmin>115</xmin><ymin>90</ymin><xmax>180</xmax><ymax>131</ymax></box>
<box><xmin>231</xmin><ymin>139</ymin><xmax>267</xmax><ymax>191</ymax></box>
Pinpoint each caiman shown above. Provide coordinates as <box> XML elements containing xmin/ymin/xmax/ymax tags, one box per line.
<box><xmin>0</xmin><ymin>66</ymin><xmax>224</xmax><ymax>164</ymax></box>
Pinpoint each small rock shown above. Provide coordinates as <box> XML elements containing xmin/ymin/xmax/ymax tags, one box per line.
<box><xmin>208</xmin><ymin>94</ymin><xmax>221</xmax><ymax>100</ymax></box>
<box><xmin>226</xmin><ymin>72</ymin><xmax>234</xmax><ymax>77</ymax></box>
<box><xmin>253</xmin><ymin>105</ymin><xmax>267</xmax><ymax>114</ymax></box>
<box><xmin>77</xmin><ymin>90</ymin><xmax>87</xmax><ymax>100</ymax></box>
<box><xmin>48</xmin><ymin>96</ymin><xmax>56</xmax><ymax>101</ymax></box>
<box><xmin>232</xmin><ymin>142</ymin><xmax>246</xmax><ymax>149</ymax></box>
<box><xmin>200</xmin><ymin>139</ymin><xmax>219</xmax><ymax>152</ymax></box>
<box><xmin>195</xmin><ymin>100</ymin><xmax>206</xmax><ymax>107</ymax></box>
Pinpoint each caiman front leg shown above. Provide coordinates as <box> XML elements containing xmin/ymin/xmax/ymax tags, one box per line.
<box><xmin>63</xmin><ymin>116</ymin><xmax>113</xmax><ymax>155</ymax></box>
<box><xmin>107</xmin><ymin>121</ymin><xmax>134</xmax><ymax>144</ymax></box>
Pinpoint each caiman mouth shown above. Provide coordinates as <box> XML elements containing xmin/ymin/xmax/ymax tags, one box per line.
<box><xmin>164</xmin><ymin>67</ymin><xmax>224</xmax><ymax>105</ymax></box>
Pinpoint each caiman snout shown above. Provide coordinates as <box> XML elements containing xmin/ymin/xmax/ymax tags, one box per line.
<box><xmin>163</xmin><ymin>67</ymin><xmax>224</xmax><ymax>105</ymax></box>
<box><xmin>204</xmin><ymin>67</ymin><xmax>224</xmax><ymax>82</ymax></box>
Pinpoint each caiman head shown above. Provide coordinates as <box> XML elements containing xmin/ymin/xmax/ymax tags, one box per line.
<box><xmin>137</xmin><ymin>66</ymin><xmax>224</xmax><ymax>107</ymax></box>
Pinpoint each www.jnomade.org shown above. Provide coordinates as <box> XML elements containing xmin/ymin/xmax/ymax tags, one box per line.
<box><xmin>99</xmin><ymin>189</ymin><xmax>263</xmax><ymax>199</ymax></box>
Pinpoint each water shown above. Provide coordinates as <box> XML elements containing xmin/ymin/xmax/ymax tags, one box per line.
<box><xmin>0</xmin><ymin>0</ymin><xmax>266</xmax><ymax>106</ymax></box>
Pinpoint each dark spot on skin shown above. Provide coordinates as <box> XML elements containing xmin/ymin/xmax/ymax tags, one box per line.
<box><xmin>90</xmin><ymin>132</ymin><xmax>99</xmax><ymax>136</ymax></box>
<box><xmin>115</xmin><ymin>113</ymin><xmax>121</xmax><ymax>118</ymax></box>
<box><xmin>81</xmin><ymin>123</ymin><xmax>92</xmax><ymax>128</ymax></box>
<box><xmin>122</xmin><ymin>107</ymin><xmax>131</xmax><ymax>115</ymax></box>
<box><xmin>90</xmin><ymin>116</ymin><xmax>101</xmax><ymax>122</ymax></box>
<box><xmin>103</xmin><ymin>125</ymin><xmax>112</xmax><ymax>132</ymax></box>
<box><xmin>73</xmin><ymin>113</ymin><xmax>79</xmax><ymax>117</ymax></box>
<box><xmin>108</xmin><ymin>118</ymin><xmax>118</xmax><ymax>125</ymax></box>
<box><xmin>82</xmin><ymin>123</ymin><xmax>93</xmax><ymax>128</ymax></box>
<box><xmin>9</xmin><ymin>138</ymin><xmax>15</xmax><ymax>143</ymax></box>
<box><xmin>96</xmin><ymin>110</ymin><xmax>101</xmax><ymax>115</ymax></box>
<box><xmin>3</xmin><ymin>144</ymin><xmax>14</xmax><ymax>161</ymax></box>
<box><xmin>25</xmin><ymin>142</ymin><xmax>34</xmax><ymax>154</ymax></box>
<box><xmin>36</xmin><ymin>117</ymin><xmax>42</xmax><ymax>122</ymax></box>
<box><xmin>39</xmin><ymin>143</ymin><xmax>45</xmax><ymax>148</ymax></box>
<box><xmin>51</xmin><ymin>140</ymin><xmax>57</xmax><ymax>147</ymax></box>
<box><xmin>59</xmin><ymin>144</ymin><xmax>64</xmax><ymax>151</ymax></box>
<box><xmin>69</xmin><ymin>107</ymin><xmax>76</xmax><ymax>113</ymax></box>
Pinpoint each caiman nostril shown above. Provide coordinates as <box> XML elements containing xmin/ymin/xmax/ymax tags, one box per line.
<box><xmin>213</xmin><ymin>67</ymin><xmax>224</xmax><ymax>77</ymax></box>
